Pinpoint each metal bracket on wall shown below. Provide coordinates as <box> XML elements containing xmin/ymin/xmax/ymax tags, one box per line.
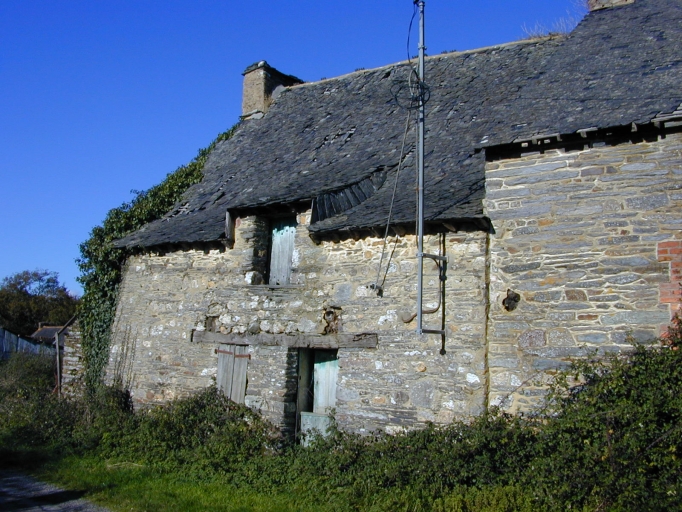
<box><xmin>419</xmin><ymin>250</ymin><xmax>448</xmax><ymax>355</ymax></box>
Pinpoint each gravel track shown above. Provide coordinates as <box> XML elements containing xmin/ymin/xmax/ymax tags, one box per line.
<box><xmin>0</xmin><ymin>470</ymin><xmax>110</xmax><ymax>512</ymax></box>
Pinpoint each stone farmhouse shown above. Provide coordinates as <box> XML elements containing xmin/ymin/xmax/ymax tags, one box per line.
<box><xmin>111</xmin><ymin>0</ymin><xmax>682</xmax><ymax>437</ymax></box>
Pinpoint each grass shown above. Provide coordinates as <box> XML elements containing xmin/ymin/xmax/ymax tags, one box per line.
<box><xmin>33</xmin><ymin>455</ymin><xmax>539</xmax><ymax>512</ymax></box>
<box><xmin>35</xmin><ymin>456</ymin><xmax>315</xmax><ymax>512</ymax></box>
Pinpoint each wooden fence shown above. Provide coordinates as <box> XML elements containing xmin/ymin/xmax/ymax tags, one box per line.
<box><xmin>0</xmin><ymin>327</ymin><xmax>55</xmax><ymax>359</ymax></box>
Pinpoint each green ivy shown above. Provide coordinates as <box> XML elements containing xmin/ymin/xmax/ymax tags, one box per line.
<box><xmin>76</xmin><ymin>125</ymin><xmax>238</xmax><ymax>391</ymax></box>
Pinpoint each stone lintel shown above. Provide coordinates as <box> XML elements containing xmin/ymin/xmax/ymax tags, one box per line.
<box><xmin>192</xmin><ymin>330</ymin><xmax>378</xmax><ymax>349</ymax></box>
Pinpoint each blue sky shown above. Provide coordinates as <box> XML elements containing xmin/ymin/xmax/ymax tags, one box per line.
<box><xmin>0</xmin><ymin>0</ymin><xmax>585</xmax><ymax>294</ymax></box>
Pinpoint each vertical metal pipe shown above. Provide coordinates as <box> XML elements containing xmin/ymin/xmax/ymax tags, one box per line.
<box><xmin>416</xmin><ymin>0</ymin><xmax>426</xmax><ymax>334</ymax></box>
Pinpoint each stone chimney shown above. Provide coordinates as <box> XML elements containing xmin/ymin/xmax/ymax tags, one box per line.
<box><xmin>241</xmin><ymin>61</ymin><xmax>303</xmax><ymax>120</ymax></box>
<box><xmin>588</xmin><ymin>0</ymin><xmax>634</xmax><ymax>11</ymax></box>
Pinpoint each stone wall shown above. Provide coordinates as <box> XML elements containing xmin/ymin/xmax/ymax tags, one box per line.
<box><xmin>111</xmin><ymin>212</ymin><xmax>489</xmax><ymax>433</ymax></box>
<box><xmin>485</xmin><ymin>132</ymin><xmax>682</xmax><ymax>412</ymax></box>
<box><xmin>61</xmin><ymin>323</ymin><xmax>85</xmax><ymax>395</ymax></box>
<box><xmin>242</xmin><ymin>65</ymin><xmax>269</xmax><ymax>118</ymax></box>
<box><xmin>112</xmin><ymin>131</ymin><xmax>682</xmax><ymax>431</ymax></box>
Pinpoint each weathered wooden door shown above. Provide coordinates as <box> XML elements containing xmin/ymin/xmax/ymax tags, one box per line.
<box><xmin>313</xmin><ymin>350</ymin><xmax>338</xmax><ymax>413</ymax></box>
<box><xmin>299</xmin><ymin>349</ymin><xmax>339</xmax><ymax>441</ymax></box>
<box><xmin>269</xmin><ymin>218</ymin><xmax>297</xmax><ymax>285</ymax></box>
<box><xmin>216</xmin><ymin>343</ymin><xmax>249</xmax><ymax>403</ymax></box>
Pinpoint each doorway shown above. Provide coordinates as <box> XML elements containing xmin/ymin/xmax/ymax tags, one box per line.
<box><xmin>297</xmin><ymin>348</ymin><xmax>338</xmax><ymax>438</ymax></box>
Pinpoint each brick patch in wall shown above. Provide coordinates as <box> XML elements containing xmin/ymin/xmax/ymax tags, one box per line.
<box><xmin>658</xmin><ymin>240</ymin><xmax>682</xmax><ymax>312</ymax></box>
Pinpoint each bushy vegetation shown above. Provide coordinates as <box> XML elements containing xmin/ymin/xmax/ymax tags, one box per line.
<box><xmin>0</xmin><ymin>270</ymin><xmax>79</xmax><ymax>337</ymax></box>
<box><xmin>1</xmin><ymin>314</ymin><xmax>681</xmax><ymax>511</ymax></box>
<box><xmin>76</xmin><ymin>124</ymin><xmax>238</xmax><ymax>390</ymax></box>
<box><xmin>0</xmin><ymin>353</ymin><xmax>132</xmax><ymax>465</ymax></box>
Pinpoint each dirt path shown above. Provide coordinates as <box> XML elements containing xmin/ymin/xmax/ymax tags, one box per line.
<box><xmin>0</xmin><ymin>470</ymin><xmax>110</xmax><ymax>512</ymax></box>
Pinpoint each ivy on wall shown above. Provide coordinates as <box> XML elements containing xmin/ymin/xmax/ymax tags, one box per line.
<box><xmin>77</xmin><ymin>125</ymin><xmax>238</xmax><ymax>391</ymax></box>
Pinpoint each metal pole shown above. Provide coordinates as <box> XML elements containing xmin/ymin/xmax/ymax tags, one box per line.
<box><xmin>416</xmin><ymin>0</ymin><xmax>426</xmax><ymax>334</ymax></box>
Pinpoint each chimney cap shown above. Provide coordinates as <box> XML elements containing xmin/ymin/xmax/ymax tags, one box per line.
<box><xmin>241</xmin><ymin>61</ymin><xmax>304</xmax><ymax>85</ymax></box>
<box><xmin>242</xmin><ymin>60</ymin><xmax>269</xmax><ymax>75</ymax></box>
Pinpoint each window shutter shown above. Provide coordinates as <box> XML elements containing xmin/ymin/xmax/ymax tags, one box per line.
<box><xmin>216</xmin><ymin>343</ymin><xmax>249</xmax><ymax>403</ymax></box>
<box><xmin>269</xmin><ymin>218</ymin><xmax>297</xmax><ymax>285</ymax></box>
<box><xmin>231</xmin><ymin>345</ymin><xmax>249</xmax><ymax>404</ymax></box>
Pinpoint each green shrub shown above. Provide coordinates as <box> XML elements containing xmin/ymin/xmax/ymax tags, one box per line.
<box><xmin>432</xmin><ymin>486</ymin><xmax>536</xmax><ymax>512</ymax></box>
<box><xmin>528</xmin><ymin>343</ymin><xmax>682</xmax><ymax>510</ymax></box>
<box><xmin>0</xmin><ymin>352</ymin><xmax>55</xmax><ymax>400</ymax></box>
<box><xmin>100</xmin><ymin>387</ymin><xmax>280</xmax><ymax>477</ymax></box>
<box><xmin>0</xmin><ymin>353</ymin><xmax>60</xmax><ymax>444</ymax></box>
<box><xmin>0</xmin><ymin>353</ymin><xmax>136</xmax><ymax>467</ymax></box>
<box><xmin>266</xmin><ymin>411</ymin><xmax>534</xmax><ymax>504</ymax></box>
<box><xmin>0</xmin><ymin>354</ymin><xmax>72</xmax><ymax>464</ymax></box>
<box><xmin>2</xmin><ymin>314</ymin><xmax>682</xmax><ymax>510</ymax></box>
<box><xmin>69</xmin><ymin>384</ymin><xmax>136</xmax><ymax>452</ymax></box>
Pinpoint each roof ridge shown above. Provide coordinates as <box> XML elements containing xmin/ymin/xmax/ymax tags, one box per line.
<box><xmin>291</xmin><ymin>35</ymin><xmax>563</xmax><ymax>89</ymax></box>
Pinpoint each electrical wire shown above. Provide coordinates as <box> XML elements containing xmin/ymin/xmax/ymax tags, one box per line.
<box><xmin>393</xmin><ymin>1</ymin><xmax>430</xmax><ymax>111</ymax></box>
<box><xmin>371</xmin><ymin>2</ymin><xmax>425</xmax><ymax>296</ymax></box>
<box><xmin>407</xmin><ymin>2</ymin><xmax>418</xmax><ymax>65</ymax></box>
<box><xmin>379</xmin><ymin>236</ymin><xmax>400</xmax><ymax>293</ymax></box>
<box><xmin>372</xmin><ymin>109</ymin><xmax>415</xmax><ymax>296</ymax></box>
<box><xmin>390</xmin><ymin>62</ymin><xmax>430</xmax><ymax>110</ymax></box>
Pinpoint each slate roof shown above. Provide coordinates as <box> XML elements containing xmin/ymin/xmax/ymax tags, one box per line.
<box><xmin>116</xmin><ymin>0</ymin><xmax>682</xmax><ymax>249</ymax></box>
<box><xmin>498</xmin><ymin>0</ymin><xmax>682</xmax><ymax>141</ymax></box>
<box><xmin>30</xmin><ymin>326</ymin><xmax>65</xmax><ymax>343</ymax></box>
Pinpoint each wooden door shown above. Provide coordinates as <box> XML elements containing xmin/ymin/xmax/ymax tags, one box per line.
<box><xmin>313</xmin><ymin>350</ymin><xmax>338</xmax><ymax>413</ymax></box>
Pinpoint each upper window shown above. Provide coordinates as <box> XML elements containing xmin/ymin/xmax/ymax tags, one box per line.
<box><xmin>268</xmin><ymin>217</ymin><xmax>297</xmax><ymax>285</ymax></box>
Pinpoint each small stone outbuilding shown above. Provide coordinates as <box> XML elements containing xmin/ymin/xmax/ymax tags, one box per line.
<box><xmin>110</xmin><ymin>0</ymin><xmax>682</xmax><ymax>436</ymax></box>
<box><xmin>30</xmin><ymin>318</ymin><xmax>85</xmax><ymax>395</ymax></box>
